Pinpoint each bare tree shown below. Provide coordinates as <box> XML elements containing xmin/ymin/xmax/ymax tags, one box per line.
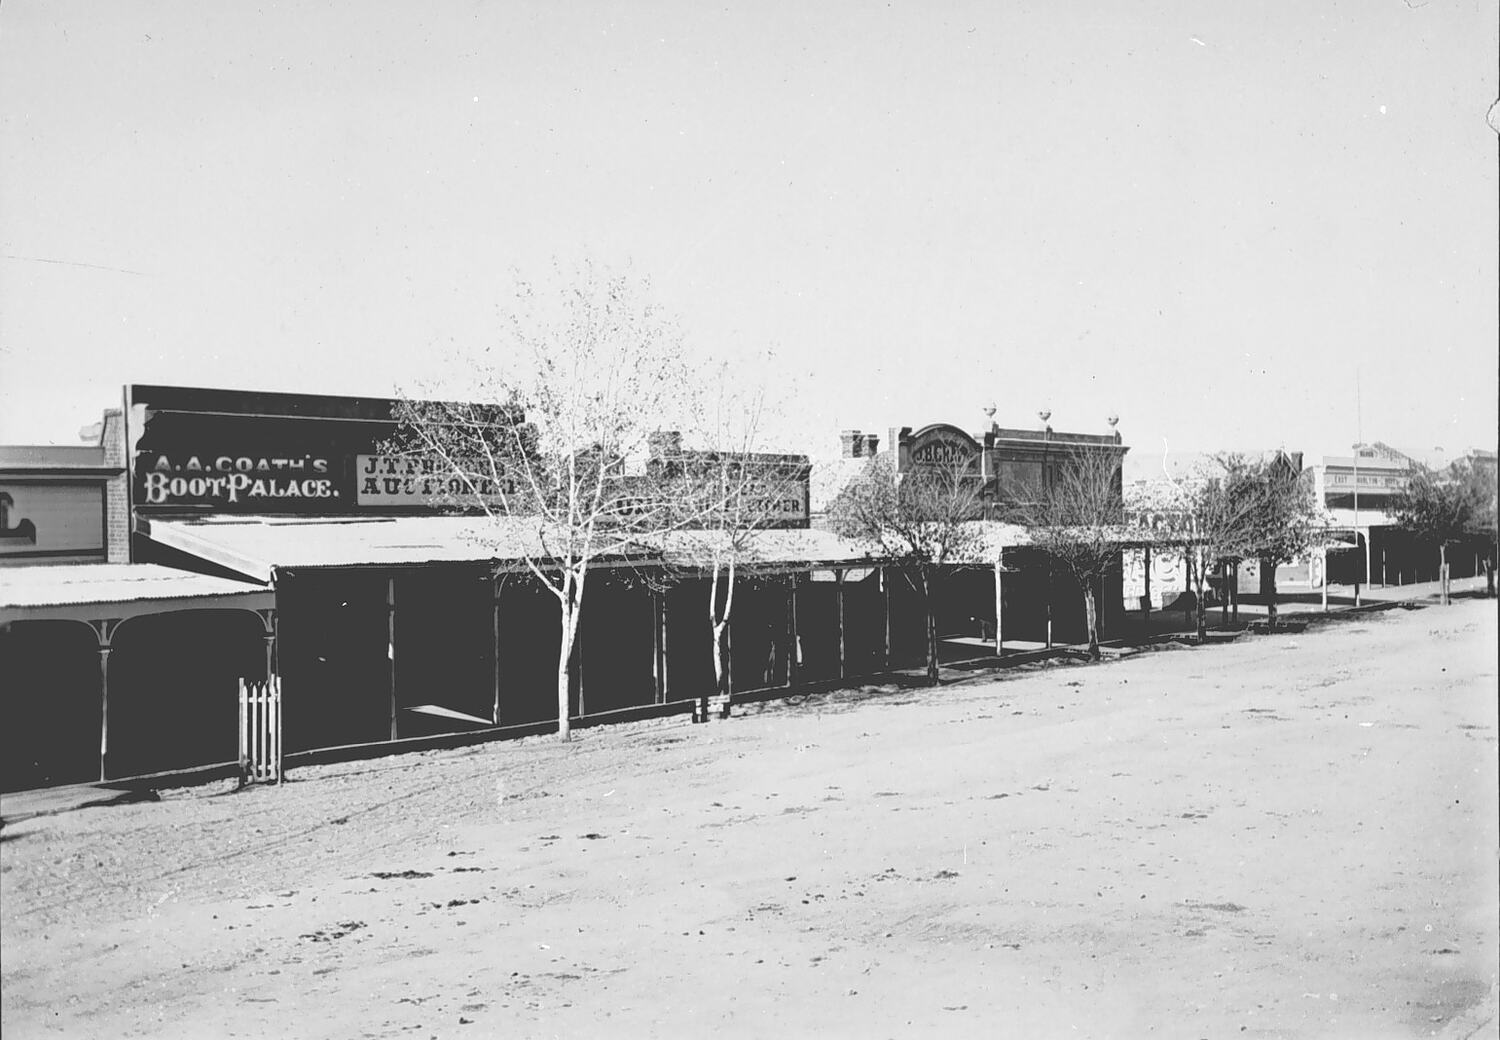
<box><xmin>656</xmin><ymin>379</ymin><xmax>809</xmax><ymax>719</ymax></box>
<box><xmin>1000</xmin><ymin>449</ymin><xmax>1125</xmax><ymax>659</ymax></box>
<box><xmin>827</xmin><ymin>453</ymin><xmax>985</xmax><ymax>685</ymax></box>
<box><xmin>1126</xmin><ymin>461</ymin><xmax>1265</xmax><ymax>640</ymax></box>
<box><xmin>1224</xmin><ymin>452</ymin><xmax>1322</xmax><ymax>628</ymax></box>
<box><xmin>391</xmin><ymin>263</ymin><xmax>702</xmax><ymax>740</ymax></box>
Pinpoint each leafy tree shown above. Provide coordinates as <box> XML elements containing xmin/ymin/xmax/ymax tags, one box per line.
<box><xmin>999</xmin><ymin>448</ymin><xmax>1125</xmax><ymax>659</ymax></box>
<box><xmin>1126</xmin><ymin>462</ymin><xmax>1264</xmax><ymax>640</ymax></box>
<box><xmin>827</xmin><ymin>453</ymin><xmax>985</xmax><ymax>685</ymax></box>
<box><xmin>1391</xmin><ymin>458</ymin><xmax>1497</xmax><ymax>603</ymax></box>
<box><xmin>1225</xmin><ymin>452</ymin><xmax>1322</xmax><ymax>627</ymax></box>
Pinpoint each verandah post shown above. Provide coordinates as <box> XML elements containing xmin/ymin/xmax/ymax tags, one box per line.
<box><xmin>993</xmin><ymin>551</ymin><xmax>1004</xmax><ymax>655</ymax></box>
<box><xmin>387</xmin><ymin>576</ymin><xmax>398</xmax><ymax>742</ymax></box>
<box><xmin>1321</xmin><ymin>547</ymin><xmax>1329</xmax><ymax>612</ymax></box>
<box><xmin>787</xmin><ymin>573</ymin><xmax>800</xmax><ymax>687</ymax></box>
<box><xmin>1142</xmin><ymin>544</ymin><xmax>1152</xmax><ymax>628</ymax></box>
<box><xmin>651</xmin><ymin>587</ymin><xmax>665</xmax><ymax>705</ymax></box>
<box><xmin>881</xmin><ymin>566</ymin><xmax>891</xmax><ymax>669</ymax></box>
<box><xmin>835</xmin><ymin>568</ymin><xmax>846</xmax><ymax>680</ymax></box>
<box><xmin>1045</xmin><ymin>568</ymin><xmax>1054</xmax><ymax>650</ymax></box>
<box><xmin>238</xmin><ymin>678</ymin><xmax>249</xmax><ymax>785</ymax></box>
<box><xmin>492</xmin><ymin>575</ymin><xmax>503</xmax><ymax>725</ymax></box>
<box><xmin>90</xmin><ymin>618</ymin><xmax>119</xmax><ymax>783</ymax></box>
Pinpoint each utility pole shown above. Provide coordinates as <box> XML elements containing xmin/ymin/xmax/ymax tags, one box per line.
<box><xmin>1353</xmin><ymin>369</ymin><xmax>1362</xmax><ymax>607</ymax></box>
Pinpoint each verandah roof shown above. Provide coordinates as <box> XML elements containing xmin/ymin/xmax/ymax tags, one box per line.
<box><xmin>0</xmin><ymin>563</ymin><xmax>274</xmax><ymax>625</ymax></box>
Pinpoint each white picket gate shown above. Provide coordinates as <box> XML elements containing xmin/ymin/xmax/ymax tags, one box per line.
<box><xmin>238</xmin><ymin>676</ymin><xmax>283</xmax><ymax>785</ymax></box>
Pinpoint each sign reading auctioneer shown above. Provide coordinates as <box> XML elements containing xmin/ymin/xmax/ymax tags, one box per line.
<box><xmin>354</xmin><ymin>455</ymin><xmax>516</xmax><ymax>508</ymax></box>
<box><xmin>126</xmin><ymin>383</ymin><xmax>537</xmax><ymax>515</ymax></box>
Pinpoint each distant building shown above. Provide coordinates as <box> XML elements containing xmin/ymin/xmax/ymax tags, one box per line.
<box><xmin>0</xmin><ymin>411</ymin><xmax>130</xmax><ymax>566</ymax></box>
<box><xmin>1304</xmin><ymin>441</ymin><xmax>1493</xmax><ymax>586</ymax></box>
<box><xmin>824</xmin><ymin>416</ymin><xmax>1127</xmax><ymax>518</ymax></box>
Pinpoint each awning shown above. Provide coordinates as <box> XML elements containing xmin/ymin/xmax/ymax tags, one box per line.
<box><xmin>139</xmin><ymin>515</ymin><xmax>659</xmax><ymax>584</ymax></box>
<box><xmin>657</xmin><ymin>527</ymin><xmax>879</xmax><ymax>569</ymax></box>
<box><xmin>0</xmin><ymin>563</ymin><xmax>274</xmax><ymax>625</ymax></box>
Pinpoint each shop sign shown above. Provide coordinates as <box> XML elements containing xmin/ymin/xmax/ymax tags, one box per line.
<box><xmin>0</xmin><ymin>484</ymin><xmax>105</xmax><ymax>559</ymax></box>
<box><xmin>355</xmin><ymin>455</ymin><xmax>515</xmax><ymax>508</ymax></box>
<box><xmin>136</xmin><ymin>453</ymin><xmax>338</xmax><ymax>507</ymax></box>
<box><xmin>736</xmin><ymin>478</ymin><xmax>807</xmax><ymax>522</ymax></box>
<box><xmin>907</xmin><ymin>425</ymin><xmax>981</xmax><ymax>469</ymax></box>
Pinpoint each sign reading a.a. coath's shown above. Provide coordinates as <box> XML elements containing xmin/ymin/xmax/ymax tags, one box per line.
<box><xmin>136</xmin><ymin>452</ymin><xmax>339</xmax><ymax>507</ymax></box>
<box><xmin>126</xmin><ymin>384</ymin><xmax>527</xmax><ymax>516</ymax></box>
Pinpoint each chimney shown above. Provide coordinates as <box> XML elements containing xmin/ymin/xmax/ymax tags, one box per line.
<box><xmin>840</xmin><ymin>429</ymin><xmax>863</xmax><ymax>458</ymax></box>
<box><xmin>648</xmin><ymin>430</ymin><xmax>682</xmax><ymax>459</ymax></box>
<box><xmin>861</xmin><ymin>433</ymin><xmax>880</xmax><ymax>456</ymax></box>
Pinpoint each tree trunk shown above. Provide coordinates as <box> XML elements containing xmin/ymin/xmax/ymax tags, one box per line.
<box><xmin>706</xmin><ymin>559</ymin><xmax>736</xmax><ymax>720</ymax></box>
<box><xmin>1083</xmin><ymin>584</ymin><xmax>1100</xmax><ymax>659</ymax></box>
<box><xmin>554</xmin><ymin>569</ymin><xmax>585</xmax><ymax>741</ymax></box>
<box><xmin>1440</xmin><ymin>542</ymin><xmax>1449</xmax><ymax>606</ymax></box>
<box><xmin>1265</xmin><ymin>570</ymin><xmax>1278</xmax><ymax>629</ymax></box>
<box><xmin>556</xmin><ymin>622</ymin><xmax>575</xmax><ymax>741</ymax></box>
<box><xmin>1193</xmin><ymin>555</ymin><xmax>1208</xmax><ymax>641</ymax></box>
<box><xmin>921</xmin><ymin>570</ymin><xmax>940</xmax><ymax>686</ymax></box>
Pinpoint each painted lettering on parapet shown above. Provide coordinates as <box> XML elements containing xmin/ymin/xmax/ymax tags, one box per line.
<box><xmin>137</xmin><ymin>453</ymin><xmax>336</xmax><ymax>505</ymax></box>
<box><xmin>355</xmin><ymin>455</ymin><xmax>516</xmax><ymax>507</ymax></box>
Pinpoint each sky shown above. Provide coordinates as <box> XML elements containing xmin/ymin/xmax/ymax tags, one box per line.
<box><xmin>2</xmin><ymin>0</ymin><xmax>1496</xmax><ymax>471</ymax></box>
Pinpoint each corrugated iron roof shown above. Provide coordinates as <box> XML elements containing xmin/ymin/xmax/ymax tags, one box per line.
<box><xmin>0</xmin><ymin>564</ymin><xmax>270</xmax><ymax>615</ymax></box>
<box><xmin>142</xmin><ymin>515</ymin><xmax>659</xmax><ymax>583</ymax></box>
<box><xmin>656</xmin><ymin>527</ymin><xmax>877</xmax><ymax>568</ymax></box>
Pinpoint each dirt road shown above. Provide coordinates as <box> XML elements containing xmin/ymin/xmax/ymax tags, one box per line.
<box><xmin>3</xmin><ymin>599</ymin><xmax>1496</xmax><ymax>1039</ymax></box>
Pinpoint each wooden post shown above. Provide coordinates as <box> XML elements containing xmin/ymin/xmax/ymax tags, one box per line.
<box><xmin>659</xmin><ymin>589</ymin><xmax>670</xmax><ymax>702</ymax></box>
<box><xmin>881</xmin><ymin>566</ymin><xmax>891</xmax><ymax>668</ymax></box>
<box><xmin>275</xmin><ymin>676</ymin><xmax>283</xmax><ymax>783</ymax></box>
<box><xmin>387</xmin><ymin>576</ymin><xmax>398</xmax><ymax>741</ymax></box>
<box><xmin>97</xmin><ymin>643</ymin><xmax>112</xmax><ymax>782</ymax></box>
<box><xmin>994</xmin><ymin>556</ymin><xmax>1006</xmax><ymax>653</ymax></box>
<box><xmin>1440</xmin><ymin>543</ymin><xmax>1449</xmax><ymax>605</ymax></box>
<box><xmin>238</xmin><ymin>677</ymin><xmax>249</xmax><ymax>784</ymax></box>
<box><xmin>89</xmin><ymin>619</ymin><xmax>119</xmax><ymax>783</ymax></box>
<box><xmin>788</xmin><ymin>573</ymin><xmax>800</xmax><ymax>687</ymax></box>
<box><xmin>1045</xmin><ymin>569</ymin><xmax>1054</xmax><ymax>650</ymax></box>
<box><xmin>835</xmin><ymin>568</ymin><xmax>846</xmax><ymax>680</ymax></box>
<box><xmin>651</xmin><ymin>588</ymin><xmax>665</xmax><ymax>705</ymax></box>
<box><xmin>492</xmin><ymin>577</ymin><xmax>503</xmax><ymax>725</ymax></box>
<box><xmin>575</xmin><ymin>594</ymin><xmax>585</xmax><ymax>718</ymax></box>
<box><xmin>1142</xmin><ymin>545</ymin><xmax>1152</xmax><ymax>627</ymax></box>
<box><xmin>257</xmin><ymin>609</ymin><xmax>277</xmax><ymax>680</ymax></box>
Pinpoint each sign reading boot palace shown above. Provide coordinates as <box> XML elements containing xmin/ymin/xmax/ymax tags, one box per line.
<box><xmin>138</xmin><ymin>453</ymin><xmax>338</xmax><ymax>506</ymax></box>
<box><xmin>127</xmin><ymin>385</ymin><xmax>531</xmax><ymax>516</ymax></box>
<box><xmin>125</xmin><ymin>386</ymin><xmax>810</xmax><ymax>521</ymax></box>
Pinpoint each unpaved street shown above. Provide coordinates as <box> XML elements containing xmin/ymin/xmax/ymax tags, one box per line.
<box><xmin>3</xmin><ymin>600</ymin><xmax>1496</xmax><ymax>1039</ymax></box>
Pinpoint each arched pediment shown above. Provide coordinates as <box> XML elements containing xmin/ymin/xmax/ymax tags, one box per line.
<box><xmin>906</xmin><ymin>424</ymin><xmax>981</xmax><ymax>468</ymax></box>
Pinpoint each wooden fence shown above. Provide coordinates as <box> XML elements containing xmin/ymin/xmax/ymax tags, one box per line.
<box><xmin>238</xmin><ymin>677</ymin><xmax>283</xmax><ymax>785</ymax></box>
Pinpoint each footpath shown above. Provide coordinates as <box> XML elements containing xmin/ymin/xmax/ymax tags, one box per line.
<box><xmin>4</xmin><ymin>575</ymin><xmax>1490</xmax><ymax>826</ymax></box>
